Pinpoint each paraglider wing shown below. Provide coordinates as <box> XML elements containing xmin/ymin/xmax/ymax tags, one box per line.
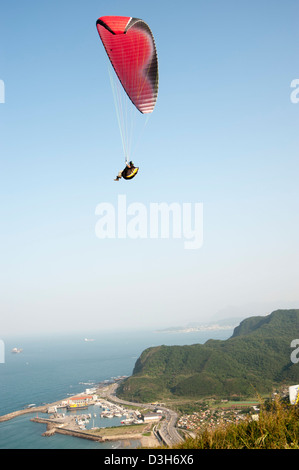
<box><xmin>96</xmin><ymin>16</ymin><xmax>158</xmax><ymax>114</ymax></box>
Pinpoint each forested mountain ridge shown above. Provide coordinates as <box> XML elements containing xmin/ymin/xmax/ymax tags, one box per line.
<box><xmin>117</xmin><ymin>309</ymin><xmax>299</xmax><ymax>402</ymax></box>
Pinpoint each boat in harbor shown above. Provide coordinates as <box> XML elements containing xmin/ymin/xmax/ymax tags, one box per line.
<box><xmin>101</xmin><ymin>411</ymin><xmax>114</xmax><ymax>418</ymax></box>
<box><xmin>67</xmin><ymin>403</ymin><xmax>88</xmax><ymax>411</ymax></box>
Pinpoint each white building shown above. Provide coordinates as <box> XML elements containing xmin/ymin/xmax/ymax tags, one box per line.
<box><xmin>142</xmin><ymin>412</ymin><xmax>162</xmax><ymax>422</ymax></box>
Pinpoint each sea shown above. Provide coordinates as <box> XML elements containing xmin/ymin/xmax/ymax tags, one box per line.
<box><xmin>0</xmin><ymin>328</ymin><xmax>234</xmax><ymax>449</ymax></box>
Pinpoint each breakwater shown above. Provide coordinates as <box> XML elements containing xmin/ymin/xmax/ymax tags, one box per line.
<box><xmin>0</xmin><ymin>406</ymin><xmax>48</xmax><ymax>423</ymax></box>
<box><xmin>31</xmin><ymin>416</ymin><xmax>144</xmax><ymax>443</ymax></box>
<box><xmin>31</xmin><ymin>417</ymin><xmax>104</xmax><ymax>441</ymax></box>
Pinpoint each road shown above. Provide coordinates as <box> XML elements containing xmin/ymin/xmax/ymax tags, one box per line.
<box><xmin>101</xmin><ymin>383</ymin><xmax>183</xmax><ymax>448</ymax></box>
<box><xmin>156</xmin><ymin>405</ymin><xmax>183</xmax><ymax>447</ymax></box>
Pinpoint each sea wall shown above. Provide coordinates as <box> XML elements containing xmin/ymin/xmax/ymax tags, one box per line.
<box><xmin>0</xmin><ymin>406</ymin><xmax>48</xmax><ymax>422</ymax></box>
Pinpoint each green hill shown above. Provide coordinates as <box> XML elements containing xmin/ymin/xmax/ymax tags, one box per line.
<box><xmin>117</xmin><ymin>309</ymin><xmax>299</xmax><ymax>402</ymax></box>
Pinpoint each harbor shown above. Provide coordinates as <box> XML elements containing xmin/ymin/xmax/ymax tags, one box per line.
<box><xmin>0</xmin><ymin>382</ymin><xmax>162</xmax><ymax>448</ymax></box>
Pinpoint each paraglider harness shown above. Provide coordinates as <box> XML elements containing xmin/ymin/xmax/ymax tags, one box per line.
<box><xmin>114</xmin><ymin>161</ymin><xmax>139</xmax><ymax>181</ymax></box>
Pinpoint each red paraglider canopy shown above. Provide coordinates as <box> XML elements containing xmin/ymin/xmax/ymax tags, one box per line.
<box><xmin>96</xmin><ymin>16</ymin><xmax>158</xmax><ymax>114</ymax></box>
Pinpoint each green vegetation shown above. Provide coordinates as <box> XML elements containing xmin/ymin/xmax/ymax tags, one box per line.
<box><xmin>117</xmin><ymin>309</ymin><xmax>299</xmax><ymax>402</ymax></box>
<box><xmin>176</xmin><ymin>399</ymin><xmax>299</xmax><ymax>449</ymax></box>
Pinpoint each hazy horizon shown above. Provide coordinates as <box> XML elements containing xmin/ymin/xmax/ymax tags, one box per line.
<box><xmin>1</xmin><ymin>0</ymin><xmax>298</xmax><ymax>336</ymax></box>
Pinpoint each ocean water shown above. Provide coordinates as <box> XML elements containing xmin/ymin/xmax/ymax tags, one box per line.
<box><xmin>0</xmin><ymin>328</ymin><xmax>233</xmax><ymax>449</ymax></box>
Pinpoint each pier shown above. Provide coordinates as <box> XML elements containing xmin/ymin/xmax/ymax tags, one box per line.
<box><xmin>31</xmin><ymin>417</ymin><xmax>104</xmax><ymax>442</ymax></box>
<box><xmin>30</xmin><ymin>415</ymin><xmax>156</xmax><ymax>445</ymax></box>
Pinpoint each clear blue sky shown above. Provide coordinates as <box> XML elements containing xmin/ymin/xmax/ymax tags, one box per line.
<box><xmin>0</xmin><ymin>0</ymin><xmax>298</xmax><ymax>335</ymax></box>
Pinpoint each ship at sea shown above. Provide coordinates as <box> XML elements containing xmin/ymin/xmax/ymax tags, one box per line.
<box><xmin>11</xmin><ymin>348</ymin><xmax>23</xmax><ymax>354</ymax></box>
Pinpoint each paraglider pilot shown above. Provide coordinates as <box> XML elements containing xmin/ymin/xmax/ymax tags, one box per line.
<box><xmin>114</xmin><ymin>161</ymin><xmax>139</xmax><ymax>181</ymax></box>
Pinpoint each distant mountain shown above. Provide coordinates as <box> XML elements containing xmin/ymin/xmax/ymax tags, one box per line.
<box><xmin>156</xmin><ymin>317</ymin><xmax>245</xmax><ymax>334</ymax></box>
<box><xmin>117</xmin><ymin>309</ymin><xmax>299</xmax><ymax>403</ymax></box>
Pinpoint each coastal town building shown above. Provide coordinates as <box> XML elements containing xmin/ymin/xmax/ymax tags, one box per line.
<box><xmin>67</xmin><ymin>395</ymin><xmax>94</xmax><ymax>405</ymax></box>
<box><xmin>177</xmin><ymin>405</ymin><xmax>258</xmax><ymax>433</ymax></box>
<box><xmin>142</xmin><ymin>412</ymin><xmax>162</xmax><ymax>422</ymax></box>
